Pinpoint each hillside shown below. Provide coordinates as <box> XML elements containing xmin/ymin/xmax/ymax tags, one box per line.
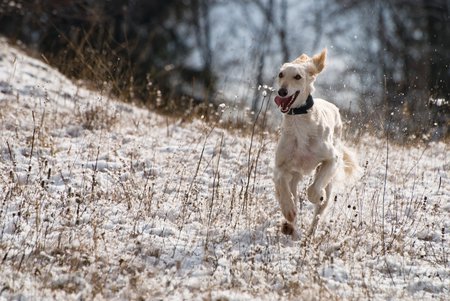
<box><xmin>0</xmin><ymin>41</ymin><xmax>448</xmax><ymax>300</ymax></box>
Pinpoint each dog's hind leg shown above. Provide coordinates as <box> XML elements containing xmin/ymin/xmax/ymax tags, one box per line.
<box><xmin>306</xmin><ymin>158</ymin><xmax>338</xmax><ymax>236</ymax></box>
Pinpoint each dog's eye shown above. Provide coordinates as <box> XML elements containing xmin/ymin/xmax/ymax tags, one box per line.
<box><xmin>278</xmin><ymin>72</ymin><xmax>284</xmax><ymax>78</ymax></box>
<box><xmin>294</xmin><ymin>74</ymin><xmax>302</xmax><ymax>80</ymax></box>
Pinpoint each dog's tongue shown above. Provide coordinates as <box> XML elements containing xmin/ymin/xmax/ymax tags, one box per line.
<box><xmin>274</xmin><ymin>95</ymin><xmax>292</xmax><ymax>111</ymax></box>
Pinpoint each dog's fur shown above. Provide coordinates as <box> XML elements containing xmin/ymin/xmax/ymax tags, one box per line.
<box><xmin>273</xmin><ymin>49</ymin><xmax>359</xmax><ymax>238</ymax></box>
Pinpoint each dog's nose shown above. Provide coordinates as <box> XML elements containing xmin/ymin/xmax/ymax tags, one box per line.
<box><xmin>278</xmin><ymin>88</ymin><xmax>288</xmax><ymax>97</ymax></box>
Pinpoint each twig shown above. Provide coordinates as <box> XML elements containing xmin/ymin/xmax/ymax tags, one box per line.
<box><xmin>26</xmin><ymin>111</ymin><xmax>37</xmax><ymax>185</ymax></box>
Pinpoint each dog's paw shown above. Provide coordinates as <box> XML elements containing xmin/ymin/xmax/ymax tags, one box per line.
<box><xmin>307</xmin><ymin>186</ymin><xmax>326</xmax><ymax>204</ymax></box>
<box><xmin>281</xmin><ymin>221</ymin><xmax>300</xmax><ymax>240</ymax></box>
<box><xmin>281</xmin><ymin>221</ymin><xmax>295</xmax><ymax>235</ymax></box>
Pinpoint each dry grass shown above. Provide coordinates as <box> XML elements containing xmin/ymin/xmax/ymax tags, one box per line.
<box><xmin>1</xmin><ymin>93</ymin><xmax>448</xmax><ymax>300</ymax></box>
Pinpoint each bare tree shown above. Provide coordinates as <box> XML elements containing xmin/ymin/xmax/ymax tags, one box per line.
<box><xmin>244</xmin><ymin>0</ymin><xmax>292</xmax><ymax>113</ymax></box>
<box><xmin>190</xmin><ymin>0</ymin><xmax>215</xmax><ymax>101</ymax></box>
<box><xmin>330</xmin><ymin>0</ymin><xmax>449</xmax><ymax>140</ymax></box>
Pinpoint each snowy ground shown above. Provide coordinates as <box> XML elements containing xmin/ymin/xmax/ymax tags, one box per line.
<box><xmin>0</xmin><ymin>41</ymin><xmax>449</xmax><ymax>301</ymax></box>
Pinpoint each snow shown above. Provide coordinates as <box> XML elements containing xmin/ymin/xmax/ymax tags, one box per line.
<box><xmin>0</xmin><ymin>40</ymin><xmax>449</xmax><ymax>300</ymax></box>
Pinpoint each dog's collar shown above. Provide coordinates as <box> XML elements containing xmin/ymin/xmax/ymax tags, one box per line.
<box><xmin>287</xmin><ymin>94</ymin><xmax>314</xmax><ymax>115</ymax></box>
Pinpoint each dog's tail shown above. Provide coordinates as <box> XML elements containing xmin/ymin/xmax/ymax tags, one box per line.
<box><xmin>343</xmin><ymin>145</ymin><xmax>360</xmax><ymax>179</ymax></box>
<box><xmin>335</xmin><ymin>145</ymin><xmax>361</xmax><ymax>184</ymax></box>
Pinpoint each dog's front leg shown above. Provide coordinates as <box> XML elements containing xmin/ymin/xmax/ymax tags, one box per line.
<box><xmin>274</xmin><ymin>168</ymin><xmax>299</xmax><ymax>238</ymax></box>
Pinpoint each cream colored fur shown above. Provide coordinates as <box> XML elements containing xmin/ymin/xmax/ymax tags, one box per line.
<box><xmin>273</xmin><ymin>49</ymin><xmax>359</xmax><ymax>238</ymax></box>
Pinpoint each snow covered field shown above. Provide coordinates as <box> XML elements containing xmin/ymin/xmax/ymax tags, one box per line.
<box><xmin>0</xmin><ymin>41</ymin><xmax>448</xmax><ymax>300</ymax></box>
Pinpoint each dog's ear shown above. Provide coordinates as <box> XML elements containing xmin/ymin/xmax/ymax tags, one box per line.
<box><xmin>292</xmin><ymin>53</ymin><xmax>310</xmax><ymax>64</ymax></box>
<box><xmin>312</xmin><ymin>48</ymin><xmax>327</xmax><ymax>73</ymax></box>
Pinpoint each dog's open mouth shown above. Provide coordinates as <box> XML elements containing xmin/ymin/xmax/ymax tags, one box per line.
<box><xmin>274</xmin><ymin>91</ymin><xmax>300</xmax><ymax>113</ymax></box>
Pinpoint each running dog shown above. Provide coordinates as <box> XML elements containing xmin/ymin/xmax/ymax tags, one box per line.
<box><xmin>273</xmin><ymin>49</ymin><xmax>359</xmax><ymax>238</ymax></box>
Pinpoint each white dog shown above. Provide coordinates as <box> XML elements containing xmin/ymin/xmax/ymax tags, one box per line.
<box><xmin>273</xmin><ymin>49</ymin><xmax>359</xmax><ymax>238</ymax></box>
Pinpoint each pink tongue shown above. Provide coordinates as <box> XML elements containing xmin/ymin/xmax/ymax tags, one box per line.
<box><xmin>274</xmin><ymin>95</ymin><xmax>292</xmax><ymax>111</ymax></box>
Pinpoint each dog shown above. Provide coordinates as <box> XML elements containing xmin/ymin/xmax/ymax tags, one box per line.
<box><xmin>273</xmin><ymin>49</ymin><xmax>359</xmax><ymax>239</ymax></box>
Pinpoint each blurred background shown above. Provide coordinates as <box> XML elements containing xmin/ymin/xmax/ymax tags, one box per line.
<box><xmin>0</xmin><ymin>0</ymin><xmax>448</xmax><ymax>141</ymax></box>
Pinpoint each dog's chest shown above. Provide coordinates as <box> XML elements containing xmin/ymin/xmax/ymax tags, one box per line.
<box><xmin>291</xmin><ymin>137</ymin><xmax>320</xmax><ymax>172</ymax></box>
<box><xmin>278</xmin><ymin>129</ymin><xmax>320</xmax><ymax>172</ymax></box>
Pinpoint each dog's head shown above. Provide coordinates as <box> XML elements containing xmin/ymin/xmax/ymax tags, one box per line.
<box><xmin>274</xmin><ymin>49</ymin><xmax>327</xmax><ymax>113</ymax></box>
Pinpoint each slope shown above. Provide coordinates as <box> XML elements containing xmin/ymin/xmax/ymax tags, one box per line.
<box><xmin>0</xmin><ymin>40</ymin><xmax>448</xmax><ymax>300</ymax></box>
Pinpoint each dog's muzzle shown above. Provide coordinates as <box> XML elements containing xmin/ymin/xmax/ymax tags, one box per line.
<box><xmin>274</xmin><ymin>91</ymin><xmax>300</xmax><ymax>113</ymax></box>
